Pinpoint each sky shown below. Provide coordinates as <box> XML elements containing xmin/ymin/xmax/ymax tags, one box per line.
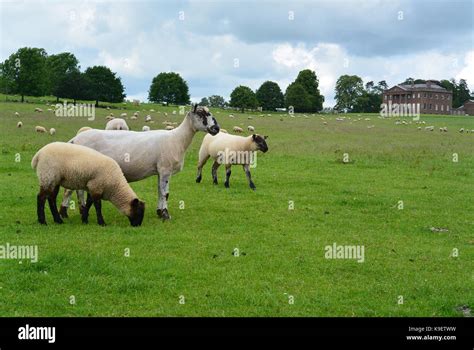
<box><xmin>0</xmin><ymin>0</ymin><xmax>473</xmax><ymax>106</ymax></box>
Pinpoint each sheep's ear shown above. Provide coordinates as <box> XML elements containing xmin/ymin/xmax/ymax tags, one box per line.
<box><xmin>193</xmin><ymin>104</ymin><xmax>198</xmax><ymax>113</ymax></box>
<box><xmin>132</xmin><ymin>198</ymin><xmax>139</xmax><ymax>207</ymax></box>
<box><xmin>264</xmin><ymin>135</ymin><xmax>268</xmax><ymax>139</ymax></box>
<box><xmin>252</xmin><ymin>134</ymin><xmax>256</xmax><ymax>140</ymax></box>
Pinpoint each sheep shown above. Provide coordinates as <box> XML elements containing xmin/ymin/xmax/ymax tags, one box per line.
<box><xmin>248</xmin><ymin>116</ymin><xmax>253</xmax><ymax>120</ymax></box>
<box><xmin>106</xmin><ymin>118</ymin><xmax>129</xmax><ymax>131</ymax></box>
<box><xmin>60</xmin><ymin>104</ymin><xmax>220</xmax><ymax>221</ymax></box>
<box><xmin>32</xmin><ymin>142</ymin><xmax>145</xmax><ymax>226</ymax></box>
<box><xmin>196</xmin><ymin>133</ymin><xmax>268</xmax><ymax>190</ymax></box>
<box><xmin>248</xmin><ymin>125</ymin><xmax>255</xmax><ymax>132</ymax></box>
<box><xmin>120</xmin><ymin>112</ymin><xmax>127</xmax><ymax>118</ymax></box>
<box><xmin>106</xmin><ymin>115</ymin><xmax>114</xmax><ymax>121</ymax></box>
<box><xmin>14</xmin><ymin>112</ymin><xmax>19</xmax><ymax>117</ymax></box>
<box><xmin>459</xmin><ymin>128</ymin><xmax>464</xmax><ymax>133</ymax></box>
<box><xmin>233</xmin><ymin>126</ymin><xmax>243</xmax><ymax>133</ymax></box>
<box><xmin>425</xmin><ymin>126</ymin><xmax>434</xmax><ymax>131</ymax></box>
<box><xmin>145</xmin><ymin>115</ymin><xmax>152</xmax><ymax>122</ymax></box>
<box><xmin>49</xmin><ymin>128</ymin><xmax>56</xmax><ymax>136</ymax></box>
<box><xmin>229</xmin><ymin>114</ymin><xmax>234</xmax><ymax>118</ymax></box>
<box><xmin>34</xmin><ymin>108</ymin><xmax>43</xmax><ymax>113</ymax></box>
<box><xmin>142</xmin><ymin>125</ymin><xmax>150</xmax><ymax>131</ymax></box>
<box><xmin>77</xmin><ymin>127</ymin><xmax>92</xmax><ymax>134</ymax></box>
<box><xmin>220</xmin><ymin>129</ymin><xmax>228</xmax><ymax>133</ymax></box>
<box><xmin>17</xmin><ymin>121</ymin><xmax>23</xmax><ymax>128</ymax></box>
<box><xmin>35</xmin><ymin>126</ymin><xmax>47</xmax><ymax>133</ymax></box>
<box><xmin>130</xmin><ymin>115</ymin><xmax>138</xmax><ymax>120</ymax></box>
<box><xmin>165</xmin><ymin>125</ymin><xmax>175</xmax><ymax>130</ymax></box>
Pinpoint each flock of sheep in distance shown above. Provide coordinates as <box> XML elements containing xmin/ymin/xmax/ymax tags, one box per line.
<box><xmin>25</xmin><ymin>104</ymin><xmax>269</xmax><ymax>227</ymax></box>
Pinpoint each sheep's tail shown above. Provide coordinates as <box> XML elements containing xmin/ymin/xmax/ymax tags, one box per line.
<box><xmin>31</xmin><ymin>151</ymin><xmax>40</xmax><ymax>170</ymax></box>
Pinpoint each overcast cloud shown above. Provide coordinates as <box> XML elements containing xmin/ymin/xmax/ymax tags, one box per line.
<box><xmin>1</xmin><ymin>0</ymin><xmax>472</xmax><ymax>106</ymax></box>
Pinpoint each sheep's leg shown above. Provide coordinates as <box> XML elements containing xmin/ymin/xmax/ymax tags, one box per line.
<box><xmin>37</xmin><ymin>188</ymin><xmax>48</xmax><ymax>225</ymax></box>
<box><xmin>212</xmin><ymin>161</ymin><xmax>221</xmax><ymax>185</ymax></box>
<box><xmin>196</xmin><ymin>153</ymin><xmax>210</xmax><ymax>183</ymax></box>
<box><xmin>59</xmin><ymin>189</ymin><xmax>73</xmax><ymax>218</ymax></box>
<box><xmin>157</xmin><ymin>173</ymin><xmax>171</xmax><ymax>220</ymax></box>
<box><xmin>92</xmin><ymin>195</ymin><xmax>106</xmax><ymax>226</ymax></box>
<box><xmin>47</xmin><ymin>185</ymin><xmax>63</xmax><ymax>224</ymax></box>
<box><xmin>81</xmin><ymin>193</ymin><xmax>94</xmax><ymax>224</ymax></box>
<box><xmin>243</xmin><ymin>164</ymin><xmax>256</xmax><ymax>190</ymax></box>
<box><xmin>224</xmin><ymin>164</ymin><xmax>232</xmax><ymax>188</ymax></box>
<box><xmin>77</xmin><ymin>190</ymin><xmax>86</xmax><ymax>215</ymax></box>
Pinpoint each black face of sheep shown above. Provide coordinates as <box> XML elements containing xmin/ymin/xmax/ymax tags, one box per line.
<box><xmin>193</xmin><ymin>104</ymin><xmax>220</xmax><ymax>135</ymax></box>
<box><xmin>252</xmin><ymin>134</ymin><xmax>268</xmax><ymax>153</ymax></box>
<box><xmin>128</xmin><ymin>198</ymin><xmax>145</xmax><ymax>227</ymax></box>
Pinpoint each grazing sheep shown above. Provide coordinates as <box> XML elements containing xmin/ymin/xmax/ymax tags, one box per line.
<box><xmin>233</xmin><ymin>126</ymin><xmax>243</xmax><ymax>133</ymax></box>
<box><xmin>248</xmin><ymin>116</ymin><xmax>253</xmax><ymax>120</ymax></box>
<box><xmin>417</xmin><ymin>126</ymin><xmax>422</xmax><ymax>130</ymax></box>
<box><xmin>425</xmin><ymin>126</ymin><xmax>434</xmax><ymax>131</ymax></box>
<box><xmin>49</xmin><ymin>128</ymin><xmax>56</xmax><ymax>136</ymax></box>
<box><xmin>34</xmin><ymin>108</ymin><xmax>43</xmax><ymax>113</ymax></box>
<box><xmin>120</xmin><ymin>112</ymin><xmax>127</xmax><ymax>118</ymax></box>
<box><xmin>165</xmin><ymin>125</ymin><xmax>175</xmax><ymax>130</ymax></box>
<box><xmin>248</xmin><ymin>125</ymin><xmax>255</xmax><ymax>132</ymax></box>
<box><xmin>32</xmin><ymin>142</ymin><xmax>145</xmax><ymax>226</ymax></box>
<box><xmin>220</xmin><ymin>129</ymin><xmax>228</xmax><ymax>133</ymax></box>
<box><xmin>14</xmin><ymin>112</ymin><xmax>19</xmax><ymax>117</ymax></box>
<box><xmin>106</xmin><ymin>115</ymin><xmax>114</xmax><ymax>121</ymax></box>
<box><xmin>142</xmin><ymin>125</ymin><xmax>150</xmax><ymax>131</ymax></box>
<box><xmin>459</xmin><ymin>128</ymin><xmax>464</xmax><ymax>133</ymax></box>
<box><xmin>77</xmin><ymin>127</ymin><xmax>92</xmax><ymax>134</ymax></box>
<box><xmin>106</xmin><ymin>118</ymin><xmax>129</xmax><ymax>131</ymax></box>
<box><xmin>145</xmin><ymin>115</ymin><xmax>152</xmax><ymax>122</ymax></box>
<box><xmin>229</xmin><ymin>114</ymin><xmax>234</xmax><ymax>118</ymax></box>
<box><xmin>35</xmin><ymin>126</ymin><xmax>47</xmax><ymax>133</ymax></box>
<box><xmin>196</xmin><ymin>133</ymin><xmax>268</xmax><ymax>190</ymax></box>
<box><xmin>131</xmin><ymin>115</ymin><xmax>138</xmax><ymax>120</ymax></box>
<box><xmin>61</xmin><ymin>104</ymin><xmax>220</xmax><ymax>220</ymax></box>
<box><xmin>17</xmin><ymin>121</ymin><xmax>23</xmax><ymax>128</ymax></box>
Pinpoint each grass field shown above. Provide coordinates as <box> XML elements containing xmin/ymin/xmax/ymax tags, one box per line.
<box><xmin>0</xmin><ymin>96</ymin><xmax>473</xmax><ymax>316</ymax></box>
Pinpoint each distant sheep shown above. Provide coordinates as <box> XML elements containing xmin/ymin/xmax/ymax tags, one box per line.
<box><xmin>459</xmin><ymin>128</ymin><xmax>464</xmax><ymax>133</ymax></box>
<box><xmin>35</xmin><ymin>126</ymin><xmax>47</xmax><ymax>133</ymax></box>
<box><xmin>220</xmin><ymin>129</ymin><xmax>228</xmax><ymax>133</ymax></box>
<box><xmin>34</xmin><ymin>108</ymin><xmax>43</xmax><ymax>113</ymax></box>
<box><xmin>425</xmin><ymin>126</ymin><xmax>434</xmax><ymax>131</ymax></box>
<box><xmin>17</xmin><ymin>121</ymin><xmax>23</xmax><ymax>128</ymax></box>
<box><xmin>14</xmin><ymin>112</ymin><xmax>19</xmax><ymax>117</ymax></box>
<box><xmin>165</xmin><ymin>125</ymin><xmax>175</xmax><ymax>130</ymax></box>
<box><xmin>31</xmin><ymin>142</ymin><xmax>145</xmax><ymax>226</ymax></box>
<box><xmin>106</xmin><ymin>118</ymin><xmax>129</xmax><ymax>131</ymax></box>
<box><xmin>233</xmin><ymin>126</ymin><xmax>243</xmax><ymax>133</ymax></box>
<box><xmin>142</xmin><ymin>125</ymin><xmax>150</xmax><ymax>131</ymax></box>
<box><xmin>145</xmin><ymin>115</ymin><xmax>152</xmax><ymax>122</ymax></box>
<box><xmin>120</xmin><ymin>112</ymin><xmax>127</xmax><ymax>118</ymax></box>
<box><xmin>248</xmin><ymin>125</ymin><xmax>255</xmax><ymax>132</ymax></box>
<box><xmin>49</xmin><ymin>128</ymin><xmax>56</xmax><ymax>136</ymax></box>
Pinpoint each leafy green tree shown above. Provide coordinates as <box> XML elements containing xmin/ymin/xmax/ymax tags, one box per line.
<box><xmin>47</xmin><ymin>52</ymin><xmax>80</xmax><ymax>101</ymax></box>
<box><xmin>56</xmin><ymin>70</ymin><xmax>88</xmax><ymax>104</ymax></box>
<box><xmin>208</xmin><ymin>95</ymin><xmax>226</xmax><ymax>108</ymax></box>
<box><xmin>455</xmin><ymin>79</ymin><xmax>471</xmax><ymax>108</ymax></box>
<box><xmin>285</xmin><ymin>82</ymin><xmax>312</xmax><ymax>113</ymax></box>
<box><xmin>1</xmin><ymin>47</ymin><xmax>49</xmax><ymax>102</ymax></box>
<box><xmin>148</xmin><ymin>72</ymin><xmax>190</xmax><ymax>105</ymax></box>
<box><xmin>229</xmin><ymin>85</ymin><xmax>257</xmax><ymax>112</ymax></box>
<box><xmin>294</xmin><ymin>69</ymin><xmax>324</xmax><ymax>112</ymax></box>
<box><xmin>377</xmin><ymin>80</ymin><xmax>388</xmax><ymax>93</ymax></box>
<box><xmin>199</xmin><ymin>97</ymin><xmax>209</xmax><ymax>106</ymax></box>
<box><xmin>334</xmin><ymin>75</ymin><xmax>364</xmax><ymax>111</ymax></box>
<box><xmin>84</xmin><ymin>66</ymin><xmax>125</xmax><ymax>107</ymax></box>
<box><xmin>256</xmin><ymin>81</ymin><xmax>284</xmax><ymax>111</ymax></box>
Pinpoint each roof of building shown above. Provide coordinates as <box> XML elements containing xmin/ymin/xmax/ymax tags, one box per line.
<box><xmin>384</xmin><ymin>81</ymin><xmax>452</xmax><ymax>93</ymax></box>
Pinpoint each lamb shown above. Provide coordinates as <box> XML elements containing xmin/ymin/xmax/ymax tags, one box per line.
<box><xmin>248</xmin><ymin>125</ymin><xmax>255</xmax><ymax>132</ymax></box>
<box><xmin>142</xmin><ymin>125</ymin><xmax>151</xmax><ymax>131</ymax></box>
<box><xmin>17</xmin><ymin>121</ymin><xmax>23</xmax><ymax>128</ymax></box>
<box><xmin>196</xmin><ymin>133</ymin><xmax>268</xmax><ymax>190</ymax></box>
<box><xmin>60</xmin><ymin>104</ymin><xmax>220</xmax><ymax>221</ymax></box>
<box><xmin>35</xmin><ymin>126</ymin><xmax>47</xmax><ymax>133</ymax></box>
<box><xmin>233</xmin><ymin>126</ymin><xmax>243</xmax><ymax>133</ymax></box>
<box><xmin>32</xmin><ymin>142</ymin><xmax>145</xmax><ymax>226</ymax></box>
<box><xmin>49</xmin><ymin>128</ymin><xmax>56</xmax><ymax>135</ymax></box>
<box><xmin>106</xmin><ymin>118</ymin><xmax>129</xmax><ymax>131</ymax></box>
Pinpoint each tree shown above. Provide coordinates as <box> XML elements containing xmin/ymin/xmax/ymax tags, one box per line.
<box><xmin>377</xmin><ymin>80</ymin><xmax>388</xmax><ymax>93</ymax></box>
<box><xmin>84</xmin><ymin>66</ymin><xmax>125</xmax><ymax>107</ymax></box>
<box><xmin>402</xmin><ymin>77</ymin><xmax>415</xmax><ymax>85</ymax></box>
<box><xmin>47</xmin><ymin>52</ymin><xmax>80</xmax><ymax>101</ymax></box>
<box><xmin>56</xmin><ymin>70</ymin><xmax>88</xmax><ymax>104</ymax></box>
<box><xmin>229</xmin><ymin>85</ymin><xmax>257</xmax><ymax>112</ymax></box>
<box><xmin>208</xmin><ymin>95</ymin><xmax>226</xmax><ymax>108</ymax></box>
<box><xmin>148</xmin><ymin>72</ymin><xmax>190</xmax><ymax>105</ymax></box>
<box><xmin>1</xmin><ymin>47</ymin><xmax>49</xmax><ymax>102</ymax></box>
<box><xmin>353</xmin><ymin>90</ymin><xmax>382</xmax><ymax>113</ymax></box>
<box><xmin>294</xmin><ymin>69</ymin><xmax>324</xmax><ymax>112</ymax></box>
<box><xmin>199</xmin><ymin>97</ymin><xmax>209</xmax><ymax>106</ymax></box>
<box><xmin>256</xmin><ymin>81</ymin><xmax>284</xmax><ymax>111</ymax></box>
<box><xmin>285</xmin><ymin>82</ymin><xmax>312</xmax><ymax>113</ymax></box>
<box><xmin>455</xmin><ymin>79</ymin><xmax>471</xmax><ymax>108</ymax></box>
<box><xmin>334</xmin><ymin>75</ymin><xmax>364</xmax><ymax>111</ymax></box>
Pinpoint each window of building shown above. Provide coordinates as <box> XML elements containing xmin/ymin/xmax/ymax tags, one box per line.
<box><xmin>429</xmin><ymin>93</ymin><xmax>432</xmax><ymax>98</ymax></box>
<box><xmin>418</xmin><ymin>93</ymin><xmax>420</xmax><ymax>98</ymax></box>
<box><xmin>447</xmin><ymin>106</ymin><xmax>450</xmax><ymax>111</ymax></box>
<box><xmin>423</xmin><ymin>103</ymin><xmax>426</xmax><ymax>109</ymax></box>
<box><xmin>441</xmin><ymin>95</ymin><xmax>444</xmax><ymax>99</ymax></box>
<box><xmin>435</xmin><ymin>104</ymin><xmax>438</xmax><ymax>111</ymax></box>
<box><xmin>384</xmin><ymin>95</ymin><xmax>387</xmax><ymax>100</ymax></box>
<box><xmin>412</xmin><ymin>94</ymin><xmax>415</xmax><ymax>98</ymax></box>
<box><xmin>424</xmin><ymin>93</ymin><xmax>427</xmax><ymax>98</ymax></box>
<box><xmin>408</xmin><ymin>95</ymin><xmax>411</xmax><ymax>99</ymax></box>
<box><xmin>435</xmin><ymin>94</ymin><xmax>438</xmax><ymax>99</ymax></box>
<box><xmin>429</xmin><ymin>104</ymin><xmax>432</xmax><ymax>110</ymax></box>
<box><xmin>441</xmin><ymin>105</ymin><xmax>444</xmax><ymax>111</ymax></box>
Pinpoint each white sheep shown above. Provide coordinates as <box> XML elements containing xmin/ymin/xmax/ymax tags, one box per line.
<box><xmin>120</xmin><ymin>112</ymin><xmax>127</xmax><ymax>118</ymax></box>
<box><xmin>14</xmin><ymin>112</ymin><xmax>19</xmax><ymax>117</ymax></box>
<box><xmin>425</xmin><ymin>126</ymin><xmax>434</xmax><ymax>131</ymax></box>
<box><xmin>49</xmin><ymin>128</ymin><xmax>56</xmax><ymax>136</ymax></box>
<box><xmin>233</xmin><ymin>126</ymin><xmax>243</xmax><ymax>133</ymax></box>
<box><xmin>248</xmin><ymin>125</ymin><xmax>255</xmax><ymax>132</ymax></box>
<box><xmin>165</xmin><ymin>125</ymin><xmax>175</xmax><ymax>130</ymax></box>
<box><xmin>142</xmin><ymin>126</ymin><xmax>150</xmax><ymax>131</ymax></box>
<box><xmin>35</xmin><ymin>126</ymin><xmax>47</xmax><ymax>133</ymax></box>
<box><xmin>17</xmin><ymin>121</ymin><xmax>23</xmax><ymax>128</ymax></box>
<box><xmin>106</xmin><ymin>115</ymin><xmax>114</xmax><ymax>121</ymax></box>
<box><xmin>196</xmin><ymin>133</ymin><xmax>268</xmax><ymax>190</ymax></box>
<box><xmin>32</xmin><ymin>142</ymin><xmax>145</xmax><ymax>226</ymax></box>
<box><xmin>106</xmin><ymin>118</ymin><xmax>129</xmax><ymax>131</ymax></box>
<box><xmin>130</xmin><ymin>115</ymin><xmax>138</xmax><ymax>120</ymax></box>
<box><xmin>459</xmin><ymin>128</ymin><xmax>464</xmax><ymax>133</ymax></box>
<box><xmin>220</xmin><ymin>129</ymin><xmax>228</xmax><ymax>133</ymax></box>
<box><xmin>34</xmin><ymin>108</ymin><xmax>43</xmax><ymax>113</ymax></box>
<box><xmin>145</xmin><ymin>115</ymin><xmax>152</xmax><ymax>122</ymax></box>
<box><xmin>61</xmin><ymin>104</ymin><xmax>220</xmax><ymax>221</ymax></box>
